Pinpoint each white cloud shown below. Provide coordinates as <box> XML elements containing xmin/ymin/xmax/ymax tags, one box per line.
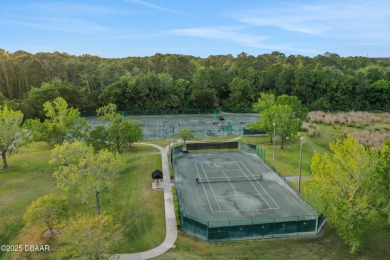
<box><xmin>169</xmin><ymin>26</ymin><xmax>267</xmax><ymax>47</ymax></box>
<box><xmin>233</xmin><ymin>0</ymin><xmax>390</xmax><ymax>41</ymax></box>
<box><xmin>0</xmin><ymin>16</ymin><xmax>108</xmax><ymax>34</ymax></box>
<box><xmin>26</xmin><ymin>2</ymin><xmax>125</xmax><ymax>15</ymax></box>
<box><xmin>126</xmin><ymin>0</ymin><xmax>201</xmax><ymax>18</ymax></box>
<box><xmin>168</xmin><ymin>26</ymin><xmax>317</xmax><ymax>53</ymax></box>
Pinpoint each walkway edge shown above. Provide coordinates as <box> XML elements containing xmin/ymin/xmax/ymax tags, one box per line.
<box><xmin>119</xmin><ymin>143</ymin><xmax>177</xmax><ymax>260</ymax></box>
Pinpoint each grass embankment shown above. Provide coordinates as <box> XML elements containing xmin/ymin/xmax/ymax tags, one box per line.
<box><xmin>0</xmin><ymin>143</ymin><xmax>165</xmax><ymax>259</ymax></box>
<box><xmin>157</xmin><ymin>215</ymin><xmax>390</xmax><ymax>260</ymax></box>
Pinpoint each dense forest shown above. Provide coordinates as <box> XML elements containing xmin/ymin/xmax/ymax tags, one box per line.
<box><xmin>0</xmin><ymin>49</ymin><xmax>389</xmax><ymax>118</ymax></box>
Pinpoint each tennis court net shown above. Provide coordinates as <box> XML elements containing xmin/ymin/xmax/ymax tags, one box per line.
<box><xmin>196</xmin><ymin>175</ymin><xmax>262</xmax><ymax>184</ymax></box>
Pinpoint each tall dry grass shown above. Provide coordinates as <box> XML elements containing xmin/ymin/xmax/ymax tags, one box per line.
<box><xmin>308</xmin><ymin>111</ymin><xmax>390</xmax><ymax>149</ymax></box>
<box><xmin>308</xmin><ymin>111</ymin><xmax>385</xmax><ymax>128</ymax></box>
<box><xmin>350</xmin><ymin>129</ymin><xmax>390</xmax><ymax>149</ymax></box>
<box><xmin>302</xmin><ymin>121</ymin><xmax>321</xmax><ymax>137</ymax></box>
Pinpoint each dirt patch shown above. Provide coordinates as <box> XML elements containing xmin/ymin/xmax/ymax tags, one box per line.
<box><xmin>42</xmin><ymin>228</ymin><xmax>61</xmax><ymax>237</ymax></box>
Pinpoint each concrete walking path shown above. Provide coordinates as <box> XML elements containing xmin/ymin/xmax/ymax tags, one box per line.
<box><xmin>118</xmin><ymin>137</ymin><xmax>244</xmax><ymax>259</ymax></box>
<box><xmin>119</xmin><ymin>143</ymin><xmax>177</xmax><ymax>260</ymax></box>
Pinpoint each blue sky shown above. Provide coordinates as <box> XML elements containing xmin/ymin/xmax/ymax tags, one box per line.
<box><xmin>1</xmin><ymin>0</ymin><xmax>389</xmax><ymax>58</ymax></box>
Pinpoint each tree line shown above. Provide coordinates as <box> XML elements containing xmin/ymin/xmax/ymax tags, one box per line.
<box><xmin>1</xmin><ymin>49</ymin><xmax>390</xmax><ymax>119</ymax></box>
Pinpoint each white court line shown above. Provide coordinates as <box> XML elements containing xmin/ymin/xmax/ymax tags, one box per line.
<box><xmin>238</xmin><ymin>160</ymin><xmax>279</xmax><ymax>208</ymax></box>
<box><xmin>194</xmin><ymin>163</ymin><xmax>214</xmax><ymax>213</ymax></box>
<box><xmin>216</xmin><ymin>194</ymin><xmax>264</xmax><ymax>197</ymax></box>
<box><xmin>157</xmin><ymin>120</ymin><xmax>163</xmax><ymax>135</ymax></box>
<box><xmin>195</xmin><ymin>163</ymin><xmax>222</xmax><ymax>212</ymax></box>
<box><xmin>222</xmin><ymin>170</ymin><xmax>239</xmax><ymax>196</ymax></box>
<box><xmin>219</xmin><ymin>207</ymin><xmax>279</xmax><ymax>213</ymax></box>
<box><xmin>203</xmin><ymin>169</ymin><xmax>241</xmax><ymax>172</ymax></box>
<box><xmin>234</xmin><ymin>161</ymin><xmax>272</xmax><ymax>209</ymax></box>
<box><xmin>238</xmin><ymin>161</ymin><xmax>280</xmax><ymax>209</ymax></box>
<box><xmin>229</xmin><ymin>119</ymin><xmax>240</xmax><ymax>128</ymax></box>
<box><xmin>203</xmin><ymin>118</ymin><xmax>218</xmax><ymax>132</ymax></box>
<box><xmin>204</xmin><ymin>118</ymin><xmax>221</xmax><ymax>136</ymax></box>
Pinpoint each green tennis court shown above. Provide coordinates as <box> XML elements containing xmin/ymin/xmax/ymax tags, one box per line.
<box><xmin>173</xmin><ymin>150</ymin><xmax>323</xmax><ymax>242</ymax></box>
<box><xmin>85</xmin><ymin>113</ymin><xmax>259</xmax><ymax>140</ymax></box>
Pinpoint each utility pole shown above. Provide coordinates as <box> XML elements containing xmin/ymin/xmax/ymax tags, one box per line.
<box><xmin>298</xmin><ymin>137</ymin><xmax>304</xmax><ymax>193</ymax></box>
<box><xmin>272</xmin><ymin>122</ymin><xmax>276</xmax><ymax>168</ymax></box>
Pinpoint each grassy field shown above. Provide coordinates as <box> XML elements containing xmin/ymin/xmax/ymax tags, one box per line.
<box><xmin>0</xmin><ymin>143</ymin><xmax>165</xmax><ymax>259</ymax></box>
<box><xmin>0</xmin><ymin>142</ymin><xmax>56</xmax><ymax>260</ymax></box>
<box><xmin>1</xmin><ymin>116</ymin><xmax>389</xmax><ymax>259</ymax></box>
<box><xmin>239</xmin><ymin>123</ymin><xmax>381</xmax><ymax>177</ymax></box>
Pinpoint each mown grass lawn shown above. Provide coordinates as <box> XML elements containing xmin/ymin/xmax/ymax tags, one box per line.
<box><xmin>0</xmin><ymin>143</ymin><xmax>165</xmax><ymax>259</ymax></box>
<box><xmin>0</xmin><ymin>142</ymin><xmax>56</xmax><ymax>260</ymax></box>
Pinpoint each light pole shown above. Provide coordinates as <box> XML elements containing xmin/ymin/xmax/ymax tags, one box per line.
<box><xmin>272</xmin><ymin>122</ymin><xmax>276</xmax><ymax>168</ymax></box>
<box><xmin>168</xmin><ymin>124</ymin><xmax>174</xmax><ymax>152</ymax></box>
<box><xmin>298</xmin><ymin>137</ymin><xmax>304</xmax><ymax>193</ymax></box>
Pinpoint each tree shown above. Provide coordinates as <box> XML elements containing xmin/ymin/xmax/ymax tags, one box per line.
<box><xmin>26</xmin><ymin>97</ymin><xmax>89</xmax><ymax>146</ymax></box>
<box><xmin>271</xmin><ymin>104</ymin><xmax>301</xmax><ymax>149</ymax></box>
<box><xmin>275</xmin><ymin>94</ymin><xmax>308</xmax><ymax>121</ymax></box>
<box><xmin>108</xmin><ymin>120</ymin><xmax>143</xmax><ymax>153</ymax></box>
<box><xmin>87</xmin><ymin>126</ymin><xmax>110</xmax><ymax>152</ymax></box>
<box><xmin>54</xmin><ymin>214</ymin><xmax>122</xmax><ymax>260</ymax></box>
<box><xmin>250</xmin><ymin>93</ymin><xmax>306</xmax><ymax>148</ymax></box>
<box><xmin>96</xmin><ymin>103</ymin><xmax>143</xmax><ymax>153</ymax></box>
<box><xmin>23</xmin><ymin>194</ymin><xmax>68</xmax><ymax>236</ymax></box>
<box><xmin>0</xmin><ymin>105</ymin><xmax>27</xmax><ymax>168</ymax></box>
<box><xmin>178</xmin><ymin>128</ymin><xmax>193</xmax><ymax>146</ymax></box>
<box><xmin>24</xmin><ymin>83</ymin><xmax>61</xmax><ymax>119</ymax></box>
<box><xmin>250</xmin><ymin>93</ymin><xmax>276</xmax><ymax>142</ymax></box>
<box><xmin>372</xmin><ymin>138</ymin><xmax>390</xmax><ymax>224</ymax></box>
<box><xmin>366</xmin><ymin>80</ymin><xmax>390</xmax><ymax>111</ymax></box>
<box><xmin>225</xmin><ymin>77</ymin><xmax>256</xmax><ymax>108</ymax></box>
<box><xmin>51</xmin><ymin>141</ymin><xmax>123</xmax><ymax>215</ymax></box>
<box><xmin>305</xmin><ymin>137</ymin><xmax>380</xmax><ymax>253</ymax></box>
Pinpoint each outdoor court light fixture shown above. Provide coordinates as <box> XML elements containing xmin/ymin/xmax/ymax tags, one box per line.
<box><xmin>272</xmin><ymin>122</ymin><xmax>276</xmax><ymax>168</ymax></box>
<box><xmin>298</xmin><ymin>137</ymin><xmax>304</xmax><ymax>193</ymax></box>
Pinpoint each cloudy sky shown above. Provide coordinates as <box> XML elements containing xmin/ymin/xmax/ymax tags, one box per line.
<box><xmin>1</xmin><ymin>0</ymin><xmax>389</xmax><ymax>57</ymax></box>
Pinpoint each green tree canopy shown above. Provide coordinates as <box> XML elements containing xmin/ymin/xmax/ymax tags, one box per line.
<box><xmin>26</xmin><ymin>97</ymin><xmax>89</xmax><ymax>146</ymax></box>
<box><xmin>23</xmin><ymin>194</ymin><xmax>68</xmax><ymax>236</ymax></box>
<box><xmin>250</xmin><ymin>93</ymin><xmax>306</xmax><ymax>148</ymax></box>
<box><xmin>2</xmin><ymin>51</ymin><xmax>390</xmax><ymax>113</ymax></box>
<box><xmin>366</xmin><ymin>80</ymin><xmax>390</xmax><ymax>111</ymax></box>
<box><xmin>178</xmin><ymin>128</ymin><xmax>193</xmax><ymax>145</ymax></box>
<box><xmin>51</xmin><ymin>141</ymin><xmax>124</xmax><ymax>215</ymax></box>
<box><xmin>54</xmin><ymin>214</ymin><xmax>122</xmax><ymax>259</ymax></box>
<box><xmin>95</xmin><ymin>103</ymin><xmax>143</xmax><ymax>153</ymax></box>
<box><xmin>305</xmin><ymin>136</ymin><xmax>380</xmax><ymax>253</ymax></box>
<box><xmin>0</xmin><ymin>105</ymin><xmax>27</xmax><ymax>168</ymax></box>
<box><xmin>372</xmin><ymin>138</ymin><xmax>390</xmax><ymax>224</ymax></box>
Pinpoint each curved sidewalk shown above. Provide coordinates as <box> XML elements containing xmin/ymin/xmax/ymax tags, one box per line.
<box><xmin>119</xmin><ymin>143</ymin><xmax>177</xmax><ymax>260</ymax></box>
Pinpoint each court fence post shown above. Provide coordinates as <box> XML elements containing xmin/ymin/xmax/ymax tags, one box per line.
<box><xmin>229</xmin><ymin>220</ymin><xmax>231</xmax><ymax>241</ymax></box>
